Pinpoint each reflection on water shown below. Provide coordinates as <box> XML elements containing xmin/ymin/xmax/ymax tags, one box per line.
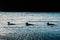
<box><xmin>0</xmin><ymin>24</ymin><xmax>60</xmax><ymax>40</ymax></box>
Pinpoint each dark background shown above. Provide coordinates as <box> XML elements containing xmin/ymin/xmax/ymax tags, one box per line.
<box><xmin>0</xmin><ymin>1</ymin><xmax>60</xmax><ymax>12</ymax></box>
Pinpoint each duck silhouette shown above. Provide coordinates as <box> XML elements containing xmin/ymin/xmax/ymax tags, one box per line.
<box><xmin>47</xmin><ymin>22</ymin><xmax>55</xmax><ymax>26</ymax></box>
<box><xmin>26</xmin><ymin>22</ymin><xmax>34</xmax><ymax>26</ymax></box>
<box><xmin>8</xmin><ymin>22</ymin><xmax>16</xmax><ymax>25</ymax></box>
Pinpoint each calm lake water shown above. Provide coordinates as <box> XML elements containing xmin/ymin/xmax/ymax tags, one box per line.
<box><xmin>0</xmin><ymin>12</ymin><xmax>60</xmax><ymax>40</ymax></box>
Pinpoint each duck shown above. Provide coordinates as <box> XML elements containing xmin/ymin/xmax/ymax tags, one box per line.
<box><xmin>7</xmin><ymin>22</ymin><xmax>16</xmax><ymax>25</ymax></box>
<box><xmin>26</xmin><ymin>22</ymin><xmax>34</xmax><ymax>26</ymax></box>
<box><xmin>47</xmin><ymin>22</ymin><xmax>55</xmax><ymax>26</ymax></box>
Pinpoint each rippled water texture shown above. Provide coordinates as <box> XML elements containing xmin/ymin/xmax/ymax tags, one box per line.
<box><xmin>0</xmin><ymin>12</ymin><xmax>60</xmax><ymax>40</ymax></box>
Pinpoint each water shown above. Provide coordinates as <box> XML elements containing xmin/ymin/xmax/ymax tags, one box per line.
<box><xmin>0</xmin><ymin>12</ymin><xmax>60</xmax><ymax>40</ymax></box>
